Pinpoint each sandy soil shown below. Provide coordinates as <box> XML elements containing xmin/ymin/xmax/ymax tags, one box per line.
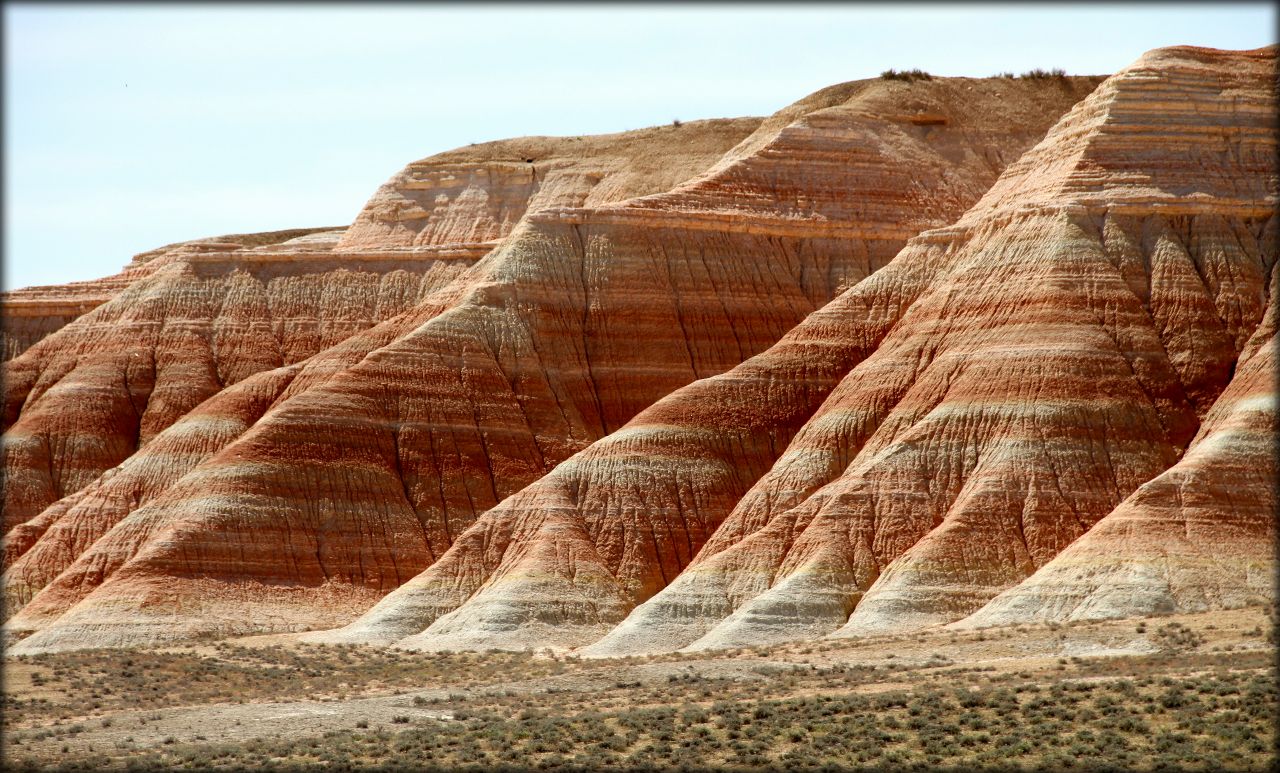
<box><xmin>5</xmin><ymin>606</ymin><xmax>1271</xmax><ymax>766</ymax></box>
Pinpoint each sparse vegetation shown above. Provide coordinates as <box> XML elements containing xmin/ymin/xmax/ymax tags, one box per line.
<box><xmin>4</xmin><ymin>610</ymin><xmax>1272</xmax><ymax>772</ymax></box>
<box><xmin>6</xmin><ymin>666</ymin><xmax>1271</xmax><ymax>771</ymax></box>
<box><xmin>1019</xmin><ymin>68</ymin><xmax>1068</xmax><ymax>79</ymax></box>
<box><xmin>4</xmin><ymin>644</ymin><xmax>574</xmax><ymax>725</ymax></box>
<box><xmin>1152</xmin><ymin>622</ymin><xmax>1206</xmax><ymax>653</ymax></box>
<box><xmin>880</xmin><ymin>68</ymin><xmax>933</xmax><ymax>81</ymax></box>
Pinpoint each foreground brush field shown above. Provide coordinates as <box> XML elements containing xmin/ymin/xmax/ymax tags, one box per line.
<box><xmin>4</xmin><ymin>607</ymin><xmax>1273</xmax><ymax>772</ymax></box>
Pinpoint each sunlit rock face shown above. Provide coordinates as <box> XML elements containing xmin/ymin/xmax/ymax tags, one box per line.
<box><xmin>1</xmin><ymin>228</ymin><xmax>340</xmax><ymax>362</ymax></box>
<box><xmin>580</xmin><ymin>45</ymin><xmax>1276</xmax><ymax>656</ymax></box>
<box><xmin>954</xmin><ymin>287</ymin><xmax>1277</xmax><ymax>630</ymax></box>
<box><xmin>299</xmin><ymin>74</ymin><xmax>1123</xmax><ymax>652</ymax></box>
<box><xmin>15</xmin><ymin>47</ymin><xmax>1273</xmax><ymax>659</ymax></box>
<box><xmin>0</xmin><ymin>121</ymin><xmax>757</xmax><ymax>539</ymax></box>
<box><xmin>3</xmin><ymin>72</ymin><xmax>1101</xmax><ymax>654</ymax></box>
<box><xmin>0</xmin><ymin>118</ymin><xmax>759</xmax><ymax>643</ymax></box>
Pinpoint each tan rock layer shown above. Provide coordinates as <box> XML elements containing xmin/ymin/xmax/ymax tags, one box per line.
<box><xmin>3</xmin><ymin>75</ymin><xmax>1100</xmax><ymax>653</ymax></box>
<box><xmin>1</xmin><ymin>122</ymin><xmax>758</xmax><ymax>540</ymax></box>
<box><xmin>587</xmin><ymin>45</ymin><xmax>1276</xmax><ymax>655</ymax></box>
<box><xmin>336</xmin><ymin>119</ymin><xmax>762</xmax><ymax>251</ymax></box>
<box><xmin>1</xmin><ymin>228</ymin><xmax>340</xmax><ymax>361</ymax></box>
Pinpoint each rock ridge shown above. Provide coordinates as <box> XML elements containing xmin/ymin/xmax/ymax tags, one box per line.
<box><xmin>4</xmin><ymin>74</ymin><xmax>1100</xmax><ymax>652</ymax></box>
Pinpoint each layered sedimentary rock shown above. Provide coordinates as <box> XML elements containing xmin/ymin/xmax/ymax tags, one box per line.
<box><xmin>4</xmin><ymin>281</ymin><xmax>124</xmax><ymax>362</ymax></box>
<box><xmin>316</xmin><ymin>233</ymin><xmax>947</xmax><ymax>651</ymax></box>
<box><xmin>2</xmin><ymin>120</ymin><xmax>756</xmax><ymax>540</ymax></box>
<box><xmin>5</xmin><ymin>76</ymin><xmax>1100</xmax><ymax>653</ymax></box>
<box><xmin>1</xmin><ymin>231</ymin><xmax>460</xmax><ymax>537</ymax></box>
<box><xmin>585</xmin><ymin>45</ymin><xmax>1276</xmax><ymax>655</ymax></box>
<box><xmin>2</xmin><ymin>365</ymin><xmax>303</xmax><ymax>618</ymax></box>
<box><xmin>338</xmin><ymin>124</ymin><xmax>765</xmax><ymax>251</ymax></box>
<box><xmin>13</xmin><ymin>47</ymin><xmax>1266</xmax><ymax>658</ymax></box>
<box><xmin>302</xmin><ymin>76</ymin><xmax>1139</xmax><ymax>652</ymax></box>
<box><xmin>312</xmin><ymin>45</ymin><xmax>1274</xmax><ymax>656</ymax></box>
<box><xmin>955</xmin><ymin>285</ymin><xmax>1277</xmax><ymax>628</ymax></box>
<box><xmin>1</xmin><ymin>119</ymin><xmax>757</xmax><ymax>642</ymax></box>
<box><xmin>0</xmin><ymin>228</ymin><xmax>335</xmax><ymax>361</ymax></box>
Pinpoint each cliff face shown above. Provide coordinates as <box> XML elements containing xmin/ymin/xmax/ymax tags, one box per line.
<box><xmin>584</xmin><ymin>45</ymin><xmax>1276</xmax><ymax>655</ymax></box>
<box><xmin>1</xmin><ymin>120</ymin><xmax>758</xmax><ymax>539</ymax></box>
<box><xmin>310</xmin><ymin>46</ymin><xmax>1274</xmax><ymax>657</ymax></box>
<box><xmin>0</xmin><ymin>228</ymin><xmax>338</xmax><ymax>361</ymax></box>
<box><xmin>5</xmin><ymin>48</ymin><xmax>1270</xmax><ymax>658</ymax></box>
<box><xmin>1</xmin><ymin>231</ymin><xmax>467</xmax><ymax>537</ymax></box>
<box><xmin>0</xmin><ymin>118</ymin><xmax>759</xmax><ymax>639</ymax></box>
<box><xmin>955</xmin><ymin>281</ymin><xmax>1276</xmax><ymax>628</ymax></box>
<box><xmin>337</xmin><ymin>122</ymin><xmax>764</xmax><ymax>251</ymax></box>
<box><xmin>2</xmin><ymin>75</ymin><xmax>1101</xmax><ymax>653</ymax></box>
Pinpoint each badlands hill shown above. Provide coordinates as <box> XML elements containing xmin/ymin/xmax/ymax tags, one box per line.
<box><xmin>2</xmin><ymin>46</ymin><xmax>1272</xmax><ymax>657</ymax></box>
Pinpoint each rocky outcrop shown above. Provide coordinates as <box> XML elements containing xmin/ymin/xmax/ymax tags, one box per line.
<box><xmin>954</xmin><ymin>284</ymin><xmax>1277</xmax><ymax>627</ymax></box>
<box><xmin>309</xmin><ymin>45</ymin><xmax>1275</xmax><ymax>657</ymax></box>
<box><xmin>581</xmin><ymin>45</ymin><xmax>1275</xmax><ymax>655</ymax></box>
<box><xmin>337</xmin><ymin>122</ymin><xmax>762</xmax><ymax>251</ymax></box>
<box><xmin>1</xmin><ymin>231</ymin><xmax>464</xmax><ymax>536</ymax></box>
<box><xmin>301</xmin><ymin>76</ymin><xmax>1125</xmax><ymax>652</ymax></box>
<box><xmin>14</xmin><ymin>47</ymin><xmax>1266</xmax><ymax>658</ymax></box>
<box><xmin>313</xmin><ymin>227</ymin><xmax>948</xmax><ymax>651</ymax></box>
<box><xmin>4</xmin><ymin>75</ymin><xmax>1100</xmax><ymax>653</ymax></box>
<box><xmin>2</xmin><ymin>365</ymin><xmax>303</xmax><ymax>620</ymax></box>
<box><xmin>1</xmin><ymin>121</ymin><xmax>757</xmax><ymax>541</ymax></box>
<box><xmin>1</xmin><ymin>228</ymin><xmax>337</xmax><ymax>361</ymax></box>
<box><xmin>4</xmin><ymin>285</ymin><xmax>119</xmax><ymax>362</ymax></box>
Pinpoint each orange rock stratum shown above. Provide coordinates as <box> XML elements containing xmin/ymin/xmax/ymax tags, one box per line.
<box><xmin>3</xmin><ymin>46</ymin><xmax>1272</xmax><ymax>656</ymax></box>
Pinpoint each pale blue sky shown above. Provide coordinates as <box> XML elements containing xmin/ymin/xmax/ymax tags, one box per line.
<box><xmin>5</xmin><ymin>3</ymin><xmax>1274</xmax><ymax>289</ymax></box>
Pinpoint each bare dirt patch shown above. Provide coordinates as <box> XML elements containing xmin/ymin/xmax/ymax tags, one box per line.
<box><xmin>4</xmin><ymin>607</ymin><xmax>1273</xmax><ymax>771</ymax></box>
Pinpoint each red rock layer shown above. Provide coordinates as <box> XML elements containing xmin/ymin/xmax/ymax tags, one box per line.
<box><xmin>1</xmin><ymin>122</ymin><xmax>755</xmax><ymax>541</ymax></box>
<box><xmin>4</xmin><ymin>77</ymin><xmax>1100</xmax><ymax>653</ymax></box>
<box><xmin>955</xmin><ymin>276</ymin><xmax>1276</xmax><ymax>627</ymax></box>
<box><xmin>1</xmin><ymin>228</ymin><xmax>337</xmax><ymax>361</ymax></box>
<box><xmin>580</xmin><ymin>45</ymin><xmax>1275</xmax><ymax>655</ymax></box>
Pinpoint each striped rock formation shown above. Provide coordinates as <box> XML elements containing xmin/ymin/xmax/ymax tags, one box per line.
<box><xmin>312</xmin><ymin>45</ymin><xmax>1275</xmax><ymax>656</ymax></box>
<box><xmin>1</xmin><ymin>119</ymin><xmax>757</xmax><ymax>637</ymax></box>
<box><xmin>955</xmin><ymin>280</ymin><xmax>1277</xmax><ymax>628</ymax></box>
<box><xmin>0</xmin><ymin>228</ymin><xmax>337</xmax><ymax>362</ymax></box>
<box><xmin>314</xmin><ymin>232</ymin><xmax>944</xmax><ymax>651</ymax></box>
<box><xmin>587</xmin><ymin>45</ymin><xmax>1276</xmax><ymax>655</ymax></box>
<box><xmin>4</xmin><ymin>75</ymin><xmax>1100</xmax><ymax>653</ymax></box>
<box><xmin>1</xmin><ymin>120</ymin><xmax>756</xmax><ymax>539</ymax></box>
<box><xmin>1</xmin><ymin>229</ymin><xmax>460</xmax><ymax>538</ymax></box>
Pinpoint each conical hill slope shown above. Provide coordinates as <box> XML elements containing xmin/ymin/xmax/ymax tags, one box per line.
<box><xmin>5</xmin><ymin>75</ymin><xmax>1100</xmax><ymax>653</ymax></box>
